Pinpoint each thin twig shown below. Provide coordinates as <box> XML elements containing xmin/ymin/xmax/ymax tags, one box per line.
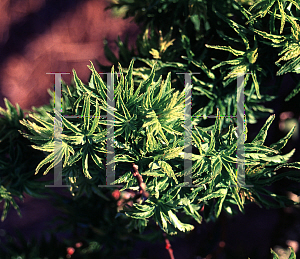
<box><xmin>131</xmin><ymin>163</ymin><xmax>149</xmax><ymax>200</ymax></box>
<box><xmin>163</xmin><ymin>232</ymin><xmax>175</xmax><ymax>259</ymax></box>
<box><xmin>112</xmin><ymin>163</ymin><xmax>149</xmax><ymax>211</ymax></box>
<box><xmin>116</xmin><ymin>164</ymin><xmax>175</xmax><ymax>259</ymax></box>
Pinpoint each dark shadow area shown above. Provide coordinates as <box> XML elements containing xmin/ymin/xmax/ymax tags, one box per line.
<box><xmin>0</xmin><ymin>0</ymin><xmax>86</xmax><ymax>68</ymax></box>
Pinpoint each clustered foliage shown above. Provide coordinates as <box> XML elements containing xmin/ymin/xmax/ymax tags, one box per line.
<box><xmin>0</xmin><ymin>99</ymin><xmax>50</xmax><ymax>221</ymax></box>
<box><xmin>17</xmin><ymin>59</ymin><xmax>300</xmax><ymax>234</ymax></box>
<box><xmin>1</xmin><ymin>0</ymin><xmax>300</xmax><ymax>258</ymax></box>
<box><xmin>104</xmin><ymin>0</ymin><xmax>300</xmax><ymax>126</ymax></box>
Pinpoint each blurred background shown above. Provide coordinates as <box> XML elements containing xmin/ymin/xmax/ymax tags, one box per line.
<box><xmin>0</xmin><ymin>0</ymin><xmax>139</xmax><ymax>111</ymax></box>
<box><xmin>0</xmin><ymin>0</ymin><xmax>300</xmax><ymax>258</ymax></box>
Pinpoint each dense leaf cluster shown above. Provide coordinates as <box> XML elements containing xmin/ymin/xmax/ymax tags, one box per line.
<box><xmin>0</xmin><ymin>99</ymin><xmax>50</xmax><ymax>221</ymax></box>
<box><xmin>104</xmin><ymin>0</ymin><xmax>300</xmax><ymax>126</ymax></box>
<box><xmin>15</xmin><ymin>60</ymin><xmax>300</xmax><ymax>236</ymax></box>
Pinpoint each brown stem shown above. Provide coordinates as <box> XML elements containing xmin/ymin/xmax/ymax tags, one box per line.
<box><xmin>131</xmin><ymin>163</ymin><xmax>149</xmax><ymax>200</ymax></box>
<box><xmin>113</xmin><ymin>163</ymin><xmax>150</xmax><ymax>211</ymax></box>
<box><xmin>163</xmin><ymin>232</ymin><xmax>175</xmax><ymax>259</ymax></box>
<box><xmin>128</xmin><ymin>163</ymin><xmax>174</xmax><ymax>259</ymax></box>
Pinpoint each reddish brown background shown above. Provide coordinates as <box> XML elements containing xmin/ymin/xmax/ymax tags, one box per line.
<box><xmin>0</xmin><ymin>0</ymin><xmax>139</xmax><ymax>112</ymax></box>
<box><xmin>0</xmin><ymin>0</ymin><xmax>142</xmax><ymax>255</ymax></box>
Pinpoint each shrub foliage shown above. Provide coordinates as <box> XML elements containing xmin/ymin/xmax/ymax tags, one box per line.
<box><xmin>1</xmin><ymin>0</ymin><xmax>300</xmax><ymax>258</ymax></box>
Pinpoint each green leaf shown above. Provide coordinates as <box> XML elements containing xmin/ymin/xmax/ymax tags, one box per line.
<box><xmin>114</xmin><ymin>154</ymin><xmax>135</xmax><ymax>163</ymax></box>
<box><xmin>183</xmin><ymin>201</ymin><xmax>202</xmax><ymax>224</ymax></box>
<box><xmin>193</xmin><ymin>125</ymin><xmax>211</xmax><ymax>142</ymax></box>
<box><xmin>270</xmin><ymin>248</ymin><xmax>280</xmax><ymax>259</ymax></box>
<box><xmin>142</xmin><ymin>170</ymin><xmax>165</xmax><ymax>177</ymax></box>
<box><xmin>253</xmin><ymin>28</ymin><xmax>286</xmax><ymax>45</ymax></box>
<box><xmin>288</xmin><ymin>247</ymin><xmax>296</xmax><ymax>259</ymax></box>
<box><xmin>33</xmin><ymin>141</ymin><xmax>75</xmax><ymax>174</ymax></box>
<box><xmin>157</xmin><ymin>176</ymin><xmax>169</xmax><ymax>193</ymax></box>
<box><xmin>245</xmin><ymin>148</ymin><xmax>295</xmax><ymax>164</ymax></box>
<box><xmin>90</xmin><ymin>149</ymin><xmax>105</xmax><ymax>170</ymax></box>
<box><xmin>61</xmin><ymin>114</ymin><xmax>82</xmax><ymax>135</ymax></box>
<box><xmin>205</xmin><ymin>44</ymin><xmax>245</xmax><ymax>56</ymax></box>
<box><xmin>231</xmin><ymin>187</ymin><xmax>244</xmax><ymax>213</ymax></box>
<box><xmin>270</xmin><ymin>124</ymin><xmax>296</xmax><ymax>151</ymax></box>
<box><xmin>125</xmin><ymin>206</ymin><xmax>155</xmax><ymax>219</ymax></box>
<box><xmin>187</xmin><ymin>58</ymin><xmax>215</xmax><ymax>79</ymax></box>
<box><xmin>19</xmin><ymin>118</ymin><xmax>53</xmax><ymax>138</ymax></box>
<box><xmin>277</xmin><ymin>0</ymin><xmax>286</xmax><ymax>34</ymax></box>
<box><xmin>211</xmin><ymin>155</ymin><xmax>222</xmax><ymax>179</ymax></box>
<box><xmin>251</xmin><ymin>73</ymin><xmax>261</xmax><ymax>99</ymax></box>
<box><xmin>87</xmin><ymin>99</ymin><xmax>101</xmax><ymax>135</ymax></box>
<box><xmin>35</xmin><ymin>151</ymin><xmax>55</xmax><ymax>175</ymax></box>
<box><xmin>158</xmin><ymin>161</ymin><xmax>178</xmax><ymax>184</ymax></box>
<box><xmin>141</xmin><ymin>64</ymin><xmax>156</xmax><ymax>90</ymax></box>
<box><xmin>3</xmin><ymin>98</ymin><xmax>15</xmax><ymax>119</ymax></box>
<box><xmin>147</xmin><ymin>161</ymin><xmax>160</xmax><ymax>171</ymax></box>
<box><xmin>285</xmin><ymin>80</ymin><xmax>300</xmax><ymax>101</ymax></box>
<box><xmin>73</xmin><ymin>69</ymin><xmax>86</xmax><ymax>93</ymax></box>
<box><xmin>158</xmin><ymin>210</ymin><xmax>171</xmax><ymax>234</ymax></box>
<box><xmin>244</xmin><ymin>143</ymin><xmax>279</xmax><ymax>154</ymax></box>
<box><xmin>198</xmin><ymin>188</ymin><xmax>227</xmax><ymax>203</ymax></box>
<box><xmin>247</xmin><ymin>0</ymin><xmax>276</xmax><ymax>23</ymax></box>
<box><xmin>167</xmin><ymin>209</ymin><xmax>194</xmax><ymax>232</ymax></box>
<box><xmin>0</xmin><ymin>186</ymin><xmax>21</xmax><ymax>222</ymax></box>
<box><xmin>214</xmin><ymin>9</ymin><xmax>249</xmax><ymax>49</ymax></box>
<box><xmin>221</xmin><ymin>158</ymin><xmax>238</xmax><ymax>184</ymax></box>
<box><xmin>252</xmin><ymin>114</ymin><xmax>275</xmax><ymax>145</ymax></box>
<box><xmin>274</xmin><ymin>161</ymin><xmax>300</xmax><ymax>171</ymax></box>
<box><xmin>82</xmin><ymin>147</ymin><xmax>92</xmax><ymax>179</ymax></box>
<box><xmin>214</xmin><ymin>188</ymin><xmax>228</xmax><ymax>218</ymax></box>
<box><xmin>87</xmin><ymin>61</ymin><xmax>107</xmax><ymax>101</ymax></box>
<box><xmin>111</xmin><ymin>171</ymin><xmax>132</xmax><ymax>187</ymax></box>
<box><xmin>82</xmin><ymin>93</ymin><xmax>91</xmax><ymax>132</ymax></box>
<box><xmin>18</xmin><ymin>131</ymin><xmax>50</xmax><ymax>144</ymax></box>
<box><xmin>211</xmin><ymin>108</ymin><xmax>221</xmax><ymax>146</ymax></box>
<box><xmin>28</xmin><ymin>113</ymin><xmax>54</xmax><ymax>129</ymax></box>
<box><xmin>163</xmin><ymin>182</ymin><xmax>188</xmax><ymax>202</ymax></box>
